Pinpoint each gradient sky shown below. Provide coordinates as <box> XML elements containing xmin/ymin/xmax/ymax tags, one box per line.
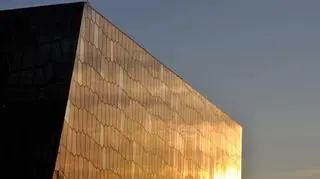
<box><xmin>2</xmin><ymin>0</ymin><xmax>320</xmax><ymax>178</ymax></box>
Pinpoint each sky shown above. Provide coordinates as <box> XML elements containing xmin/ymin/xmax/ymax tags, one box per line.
<box><xmin>2</xmin><ymin>0</ymin><xmax>320</xmax><ymax>178</ymax></box>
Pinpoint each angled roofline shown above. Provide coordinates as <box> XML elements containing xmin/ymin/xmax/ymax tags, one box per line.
<box><xmin>85</xmin><ymin>3</ymin><xmax>242</xmax><ymax>127</ymax></box>
<box><xmin>0</xmin><ymin>1</ymin><xmax>85</xmax><ymax>12</ymax></box>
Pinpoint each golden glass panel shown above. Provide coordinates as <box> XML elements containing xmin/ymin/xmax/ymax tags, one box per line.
<box><xmin>54</xmin><ymin>3</ymin><xmax>242</xmax><ymax>179</ymax></box>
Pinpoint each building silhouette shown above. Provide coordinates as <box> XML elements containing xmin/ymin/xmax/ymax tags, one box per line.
<box><xmin>0</xmin><ymin>2</ymin><xmax>242</xmax><ymax>179</ymax></box>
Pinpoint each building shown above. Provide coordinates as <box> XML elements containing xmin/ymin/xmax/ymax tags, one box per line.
<box><xmin>0</xmin><ymin>2</ymin><xmax>242</xmax><ymax>179</ymax></box>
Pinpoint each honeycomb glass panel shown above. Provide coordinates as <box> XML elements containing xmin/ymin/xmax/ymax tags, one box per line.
<box><xmin>50</xmin><ymin>3</ymin><xmax>243</xmax><ymax>179</ymax></box>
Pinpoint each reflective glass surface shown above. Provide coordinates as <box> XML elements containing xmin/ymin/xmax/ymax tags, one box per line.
<box><xmin>55</xmin><ymin>3</ymin><xmax>242</xmax><ymax>179</ymax></box>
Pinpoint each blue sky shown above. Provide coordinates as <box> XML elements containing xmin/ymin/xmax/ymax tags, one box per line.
<box><xmin>2</xmin><ymin>0</ymin><xmax>320</xmax><ymax>178</ymax></box>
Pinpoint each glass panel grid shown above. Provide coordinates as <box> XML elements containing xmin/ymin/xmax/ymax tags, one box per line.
<box><xmin>55</xmin><ymin>4</ymin><xmax>242</xmax><ymax>179</ymax></box>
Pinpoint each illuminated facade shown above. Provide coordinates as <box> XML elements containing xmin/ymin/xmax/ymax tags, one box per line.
<box><xmin>1</xmin><ymin>2</ymin><xmax>242</xmax><ymax>179</ymax></box>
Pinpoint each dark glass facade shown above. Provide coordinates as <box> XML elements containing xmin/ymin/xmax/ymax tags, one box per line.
<box><xmin>1</xmin><ymin>2</ymin><xmax>242</xmax><ymax>179</ymax></box>
<box><xmin>0</xmin><ymin>3</ymin><xmax>84</xmax><ymax>179</ymax></box>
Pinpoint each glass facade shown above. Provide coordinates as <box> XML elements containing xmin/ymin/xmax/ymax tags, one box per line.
<box><xmin>55</xmin><ymin>3</ymin><xmax>242</xmax><ymax>179</ymax></box>
<box><xmin>1</xmin><ymin>2</ymin><xmax>242</xmax><ymax>179</ymax></box>
<box><xmin>0</xmin><ymin>3</ymin><xmax>83</xmax><ymax>179</ymax></box>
